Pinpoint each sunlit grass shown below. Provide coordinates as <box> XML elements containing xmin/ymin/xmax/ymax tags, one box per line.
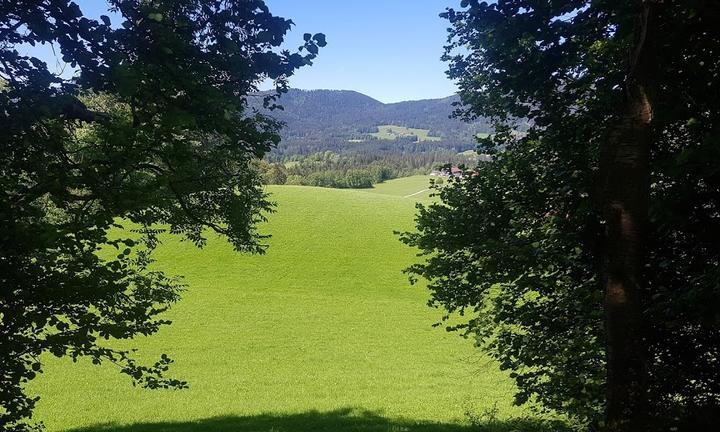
<box><xmin>365</xmin><ymin>175</ymin><xmax>434</xmax><ymax>199</ymax></box>
<box><xmin>31</xmin><ymin>186</ymin><xmax>534</xmax><ymax>431</ymax></box>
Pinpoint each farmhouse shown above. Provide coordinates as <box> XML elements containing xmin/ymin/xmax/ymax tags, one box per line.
<box><xmin>430</xmin><ymin>166</ymin><xmax>464</xmax><ymax>178</ymax></box>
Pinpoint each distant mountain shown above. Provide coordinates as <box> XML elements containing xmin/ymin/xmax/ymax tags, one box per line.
<box><xmin>250</xmin><ymin>89</ymin><xmax>491</xmax><ymax>157</ymax></box>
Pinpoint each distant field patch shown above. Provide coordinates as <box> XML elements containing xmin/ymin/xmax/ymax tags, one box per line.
<box><xmin>459</xmin><ymin>149</ymin><xmax>493</xmax><ymax>162</ymax></box>
<box><xmin>371</xmin><ymin>125</ymin><xmax>442</xmax><ymax>142</ymax></box>
<box><xmin>364</xmin><ymin>175</ymin><xmax>434</xmax><ymax>200</ymax></box>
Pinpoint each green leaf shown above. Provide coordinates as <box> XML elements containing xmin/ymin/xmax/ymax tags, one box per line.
<box><xmin>313</xmin><ymin>33</ymin><xmax>327</xmax><ymax>47</ymax></box>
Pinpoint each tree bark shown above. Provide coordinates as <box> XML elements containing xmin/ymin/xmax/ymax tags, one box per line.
<box><xmin>600</xmin><ymin>2</ymin><xmax>657</xmax><ymax>431</ymax></box>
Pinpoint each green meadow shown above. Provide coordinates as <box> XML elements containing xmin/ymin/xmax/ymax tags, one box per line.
<box><xmin>367</xmin><ymin>175</ymin><xmax>434</xmax><ymax>199</ymax></box>
<box><xmin>29</xmin><ymin>177</ymin><xmax>557</xmax><ymax>432</ymax></box>
<box><xmin>370</xmin><ymin>125</ymin><xmax>442</xmax><ymax>142</ymax></box>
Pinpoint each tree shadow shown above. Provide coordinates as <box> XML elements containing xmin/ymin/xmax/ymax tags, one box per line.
<box><xmin>69</xmin><ymin>407</ymin><xmax>573</xmax><ymax>432</ymax></box>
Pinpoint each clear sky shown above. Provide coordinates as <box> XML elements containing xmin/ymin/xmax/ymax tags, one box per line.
<box><xmin>264</xmin><ymin>0</ymin><xmax>460</xmax><ymax>103</ymax></box>
<box><xmin>23</xmin><ymin>1</ymin><xmax>461</xmax><ymax>103</ymax></box>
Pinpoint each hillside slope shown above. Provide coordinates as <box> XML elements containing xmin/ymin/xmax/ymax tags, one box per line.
<box><xmin>30</xmin><ymin>184</ymin><xmax>523</xmax><ymax>431</ymax></box>
<box><xmin>252</xmin><ymin>89</ymin><xmax>492</xmax><ymax>156</ymax></box>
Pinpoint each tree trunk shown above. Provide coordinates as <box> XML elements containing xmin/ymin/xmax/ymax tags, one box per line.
<box><xmin>600</xmin><ymin>3</ymin><xmax>657</xmax><ymax>431</ymax></box>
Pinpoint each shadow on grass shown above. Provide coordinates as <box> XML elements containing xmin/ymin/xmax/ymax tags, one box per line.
<box><xmin>69</xmin><ymin>407</ymin><xmax>573</xmax><ymax>432</ymax></box>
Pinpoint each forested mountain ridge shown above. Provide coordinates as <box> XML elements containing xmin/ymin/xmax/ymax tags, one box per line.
<box><xmin>250</xmin><ymin>89</ymin><xmax>492</xmax><ymax>157</ymax></box>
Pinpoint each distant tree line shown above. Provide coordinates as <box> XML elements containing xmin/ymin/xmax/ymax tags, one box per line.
<box><xmin>257</xmin><ymin>151</ymin><xmax>472</xmax><ymax>189</ymax></box>
<box><xmin>267</xmin><ymin>134</ymin><xmax>477</xmax><ymax>159</ymax></box>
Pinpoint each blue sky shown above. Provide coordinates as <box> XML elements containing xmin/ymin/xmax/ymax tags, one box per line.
<box><xmin>264</xmin><ymin>0</ymin><xmax>460</xmax><ymax>102</ymax></box>
<box><xmin>24</xmin><ymin>1</ymin><xmax>461</xmax><ymax>103</ymax></box>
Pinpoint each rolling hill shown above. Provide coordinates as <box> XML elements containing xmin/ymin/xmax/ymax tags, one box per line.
<box><xmin>250</xmin><ymin>89</ymin><xmax>493</xmax><ymax>157</ymax></box>
<box><xmin>28</xmin><ymin>180</ymin><xmax>539</xmax><ymax>432</ymax></box>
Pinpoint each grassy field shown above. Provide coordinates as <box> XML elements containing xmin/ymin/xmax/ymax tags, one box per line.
<box><xmin>370</xmin><ymin>125</ymin><xmax>442</xmax><ymax>142</ymax></box>
<box><xmin>29</xmin><ymin>180</ymin><xmax>560</xmax><ymax>432</ymax></box>
<box><xmin>366</xmin><ymin>175</ymin><xmax>434</xmax><ymax>200</ymax></box>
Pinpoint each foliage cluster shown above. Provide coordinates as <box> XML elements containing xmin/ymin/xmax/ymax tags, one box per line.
<box><xmin>402</xmin><ymin>1</ymin><xmax>720</xmax><ymax>431</ymax></box>
<box><xmin>0</xmin><ymin>1</ymin><xmax>323</xmax><ymax>430</ymax></box>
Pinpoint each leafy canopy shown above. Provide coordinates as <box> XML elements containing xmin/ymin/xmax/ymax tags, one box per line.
<box><xmin>402</xmin><ymin>0</ymin><xmax>720</xmax><ymax>429</ymax></box>
<box><xmin>0</xmin><ymin>1</ymin><xmax>324</xmax><ymax>430</ymax></box>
